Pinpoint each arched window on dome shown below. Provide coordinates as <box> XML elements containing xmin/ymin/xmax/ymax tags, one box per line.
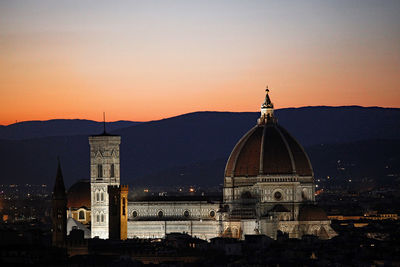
<box><xmin>110</xmin><ymin>164</ymin><xmax>115</xmax><ymax>178</ymax></box>
<box><xmin>79</xmin><ymin>210</ymin><xmax>85</xmax><ymax>220</ymax></box>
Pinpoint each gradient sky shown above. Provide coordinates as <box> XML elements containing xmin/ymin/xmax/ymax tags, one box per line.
<box><xmin>1</xmin><ymin>0</ymin><xmax>399</xmax><ymax>125</ymax></box>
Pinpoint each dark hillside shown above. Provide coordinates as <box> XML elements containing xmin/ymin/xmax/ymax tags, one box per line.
<box><xmin>0</xmin><ymin>106</ymin><xmax>398</xmax><ymax>187</ymax></box>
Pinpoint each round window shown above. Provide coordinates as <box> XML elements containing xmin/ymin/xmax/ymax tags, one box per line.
<box><xmin>184</xmin><ymin>210</ymin><xmax>190</xmax><ymax>217</ymax></box>
<box><xmin>274</xmin><ymin>191</ymin><xmax>282</xmax><ymax>200</ymax></box>
<box><xmin>132</xmin><ymin>211</ymin><xmax>138</xmax><ymax>218</ymax></box>
<box><xmin>158</xmin><ymin>210</ymin><xmax>164</xmax><ymax>218</ymax></box>
<box><xmin>209</xmin><ymin>210</ymin><xmax>215</xmax><ymax>218</ymax></box>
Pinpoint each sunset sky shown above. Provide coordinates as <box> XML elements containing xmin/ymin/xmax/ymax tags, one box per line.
<box><xmin>1</xmin><ymin>0</ymin><xmax>399</xmax><ymax>125</ymax></box>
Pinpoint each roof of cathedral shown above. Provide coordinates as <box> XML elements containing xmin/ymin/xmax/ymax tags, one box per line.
<box><xmin>67</xmin><ymin>179</ymin><xmax>91</xmax><ymax>209</ymax></box>
<box><xmin>67</xmin><ymin>217</ymin><xmax>91</xmax><ymax>239</ymax></box>
<box><xmin>224</xmin><ymin>88</ymin><xmax>313</xmax><ymax>177</ymax></box>
<box><xmin>130</xmin><ymin>195</ymin><xmax>222</xmax><ymax>203</ymax></box>
<box><xmin>298</xmin><ymin>204</ymin><xmax>328</xmax><ymax>221</ymax></box>
<box><xmin>269</xmin><ymin>204</ymin><xmax>290</xmax><ymax>213</ymax></box>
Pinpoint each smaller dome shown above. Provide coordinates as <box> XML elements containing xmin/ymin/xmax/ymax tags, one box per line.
<box><xmin>67</xmin><ymin>179</ymin><xmax>90</xmax><ymax>209</ymax></box>
<box><xmin>298</xmin><ymin>205</ymin><xmax>328</xmax><ymax>221</ymax></box>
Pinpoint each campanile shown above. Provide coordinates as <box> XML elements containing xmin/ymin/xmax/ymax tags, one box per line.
<box><xmin>89</xmin><ymin>129</ymin><xmax>121</xmax><ymax>239</ymax></box>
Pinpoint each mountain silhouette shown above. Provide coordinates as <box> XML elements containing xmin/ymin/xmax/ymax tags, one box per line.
<box><xmin>0</xmin><ymin>106</ymin><xmax>398</xmax><ymax>188</ymax></box>
<box><xmin>0</xmin><ymin>119</ymin><xmax>140</xmax><ymax>140</ymax></box>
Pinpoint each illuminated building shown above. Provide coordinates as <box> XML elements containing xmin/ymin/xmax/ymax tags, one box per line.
<box><xmin>63</xmin><ymin>88</ymin><xmax>337</xmax><ymax>240</ymax></box>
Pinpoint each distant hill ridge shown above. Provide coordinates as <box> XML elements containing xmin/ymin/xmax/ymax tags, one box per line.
<box><xmin>0</xmin><ymin>106</ymin><xmax>399</xmax><ymax>187</ymax></box>
<box><xmin>1</xmin><ymin>105</ymin><xmax>399</xmax><ymax>141</ymax></box>
<box><xmin>136</xmin><ymin>139</ymin><xmax>400</xmax><ymax>187</ymax></box>
<box><xmin>0</xmin><ymin>119</ymin><xmax>140</xmax><ymax>140</ymax></box>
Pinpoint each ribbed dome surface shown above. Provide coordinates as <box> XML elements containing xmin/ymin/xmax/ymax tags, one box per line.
<box><xmin>67</xmin><ymin>179</ymin><xmax>91</xmax><ymax>209</ymax></box>
<box><xmin>225</xmin><ymin>123</ymin><xmax>313</xmax><ymax>177</ymax></box>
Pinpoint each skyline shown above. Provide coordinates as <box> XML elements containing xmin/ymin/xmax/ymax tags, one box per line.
<box><xmin>1</xmin><ymin>0</ymin><xmax>400</xmax><ymax>125</ymax></box>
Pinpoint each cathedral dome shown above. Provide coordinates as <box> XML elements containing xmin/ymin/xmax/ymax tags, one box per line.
<box><xmin>67</xmin><ymin>179</ymin><xmax>91</xmax><ymax>209</ymax></box>
<box><xmin>225</xmin><ymin>88</ymin><xmax>313</xmax><ymax>178</ymax></box>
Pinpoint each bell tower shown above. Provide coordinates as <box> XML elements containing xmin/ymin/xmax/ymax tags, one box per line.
<box><xmin>89</xmin><ymin>119</ymin><xmax>121</xmax><ymax>239</ymax></box>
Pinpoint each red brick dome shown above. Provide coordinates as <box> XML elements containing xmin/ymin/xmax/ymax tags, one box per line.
<box><xmin>225</xmin><ymin>122</ymin><xmax>313</xmax><ymax>177</ymax></box>
<box><xmin>67</xmin><ymin>179</ymin><xmax>90</xmax><ymax>209</ymax></box>
<box><xmin>225</xmin><ymin>98</ymin><xmax>313</xmax><ymax>178</ymax></box>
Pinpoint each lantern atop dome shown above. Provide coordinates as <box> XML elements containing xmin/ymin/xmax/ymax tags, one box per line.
<box><xmin>258</xmin><ymin>86</ymin><xmax>276</xmax><ymax>125</ymax></box>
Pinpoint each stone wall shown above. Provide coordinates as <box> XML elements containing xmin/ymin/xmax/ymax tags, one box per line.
<box><xmin>128</xmin><ymin>220</ymin><xmax>220</xmax><ymax>240</ymax></box>
<box><xmin>128</xmin><ymin>201</ymin><xmax>220</xmax><ymax>221</ymax></box>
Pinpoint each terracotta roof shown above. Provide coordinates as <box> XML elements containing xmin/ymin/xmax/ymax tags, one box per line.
<box><xmin>279</xmin><ymin>126</ymin><xmax>313</xmax><ymax>176</ymax></box>
<box><xmin>298</xmin><ymin>205</ymin><xmax>328</xmax><ymax>221</ymax></box>
<box><xmin>269</xmin><ymin>204</ymin><xmax>289</xmax><ymax>213</ymax></box>
<box><xmin>262</xmin><ymin>124</ymin><xmax>293</xmax><ymax>174</ymax></box>
<box><xmin>67</xmin><ymin>179</ymin><xmax>91</xmax><ymax>209</ymax></box>
<box><xmin>234</xmin><ymin>126</ymin><xmax>263</xmax><ymax>176</ymax></box>
<box><xmin>225</xmin><ymin>122</ymin><xmax>313</xmax><ymax>177</ymax></box>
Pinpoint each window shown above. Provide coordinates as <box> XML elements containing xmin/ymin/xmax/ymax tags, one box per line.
<box><xmin>158</xmin><ymin>210</ymin><xmax>163</xmax><ymax>218</ymax></box>
<box><xmin>97</xmin><ymin>164</ymin><xmax>103</xmax><ymax>178</ymax></box>
<box><xmin>96</xmin><ymin>192</ymin><xmax>99</xmax><ymax>202</ymax></box>
<box><xmin>79</xmin><ymin>210</ymin><xmax>85</xmax><ymax>220</ymax></box>
<box><xmin>101</xmin><ymin>192</ymin><xmax>104</xmax><ymax>201</ymax></box>
<box><xmin>233</xmin><ymin>228</ymin><xmax>239</xmax><ymax>238</ymax></box>
<box><xmin>184</xmin><ymin>210</ymin><xmax>190</xmax><ymax>218</ymax></box>
<box><xmin>122</xmin><ymin>197</ymin><xmax>126</xmax><ymax>216</ymax></box>
<box><xmin>274</xmin><ymin>191</ymin><xmax>282</xmax><ymax>200</ymax></box>
<box><xmin>132</xmin><ymin>211</ymin><xmax>138</xmax><ymax>218</ymax></box>
<box><xmin>96</xmin><ymin>215</ymin><xmax>100</xmax><ymax>222</ymax></box>
<box><xmin>110</xmin><ymin>164</ymin><xmax>115</xmax><ymax>178</ymax></box>
<box><xmin>209</xmin><ymin>210</ymin><xmax>215</xmax><ymax>218</ymax></box>
<box><xmin>101</xmin><ymin>214</ymin><xmax>104</xmax><ymax>222</ymax></box>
